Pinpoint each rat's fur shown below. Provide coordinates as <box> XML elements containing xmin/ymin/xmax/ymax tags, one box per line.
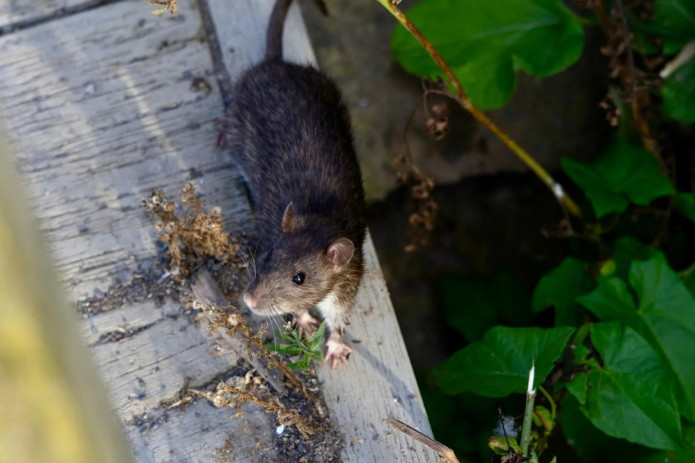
<box><xmin>221</xmin><ymin>0</ymin><xmax>366</xmax><ymax>367</ymax></box>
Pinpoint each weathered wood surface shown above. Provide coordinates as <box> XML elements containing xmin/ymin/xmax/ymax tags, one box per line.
<box><xmin>0</xmin><ymin>0</ymin><xmax>438</xmax><ymax>460</ymax></box>
<box><xmin>0</xmin><ymin>0</ymin><xmax>90</xmax><ymax>29</ymax></box>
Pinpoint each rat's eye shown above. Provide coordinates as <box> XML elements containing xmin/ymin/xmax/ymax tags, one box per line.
<box><xmin>292</xmin><ymin>272</ymin><xmax>306</xmax><ymax>285</ymax></box>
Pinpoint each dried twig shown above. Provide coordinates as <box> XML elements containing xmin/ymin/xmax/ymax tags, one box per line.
<box><xmin>191</xmin><ymin>377</ymin><xmax>323</xmax><ymax>439</ymax></box>
<box><xmin>394</xmin><ymin>102</ymin><xmax>438</xmax><ymax>252</ymax></box>
<box><xmin>384</xmin><ymin>418</ymin><xmax>459</xmax><ymax>463</ymax></box>
<box><xmin>205</xmin><ymin>303</ymin><xmax>325</xmax><ymax>418</ymax></box>
<box><xmin>375</xmin><ymin>0</ymin><xmax>583</xmax><ymax>220</ymax></box>
<box><xmin>190</xmin><ymin>269</ymin><xmax>287</xmax><ymax>395</ymax></box>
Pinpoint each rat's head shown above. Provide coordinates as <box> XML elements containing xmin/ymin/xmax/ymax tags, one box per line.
<box><xmin>243</xmin><ymin>202</ymin><xmax>355</xmax><ymax>316</ymax></box>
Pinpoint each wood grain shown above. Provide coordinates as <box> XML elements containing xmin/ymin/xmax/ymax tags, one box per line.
<box><xmin>0</xmin><ymin>0</ymin><xmax>438</xmax><ymax>460</ymax></box>
<box><xmin>0</xmin><ymin>0</ymin><xmax>90</xmax><ymax>29</ymax></box>
<box><xmin>0</xmin><ymin>0</ymin><xmax>266</xmax><ymax>460</ymax></box>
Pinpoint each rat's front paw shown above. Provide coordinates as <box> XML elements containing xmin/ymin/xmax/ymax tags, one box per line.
<box><xmin>292</xmin><ymin>311</ymin><xmax>320</xmax><ymax>338</ymax></box>
<box><xmin>324</xmin><ymin>339</ymin><xmax>352</xmax><ymax>369</ymax></box>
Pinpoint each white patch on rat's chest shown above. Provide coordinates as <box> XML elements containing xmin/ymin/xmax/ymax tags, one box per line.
<box><xmin>316</xmin><ymin>290</ymin><xmax>347</xmax><ymax>333</ymax></box>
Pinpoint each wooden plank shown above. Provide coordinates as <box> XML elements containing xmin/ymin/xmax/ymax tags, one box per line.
<box><xmin>208</xmin><ymin>1</ymin><xmax>438</xmax><ymax>461</ymax></box>
<box><xmin>0</xmin><ymin>0</ymin><xmax>438</xmax><ymax>460</ymax></box>
<box><xmin>0</xmin><ymin>0</ymin><xmax>251</xmax><ymax>297</ymax></box>
<box><xmin>0</xmin><ymin>0</ymin><xmax>269</xmax><ymax>460</ymax></box>
<box><xmin>0</xmin><ymin>0</ymin><xmax>99</xmax><ymax>31</ymax></box>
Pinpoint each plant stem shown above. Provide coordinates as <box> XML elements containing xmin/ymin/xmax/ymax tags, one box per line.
<box><xmin>374</xmin><ymin>0</ymin><xmax>583</xmax><ymax>220</ymax></box>
<box><xmin>572</xmin><ymin>322</ymin><xmax>592</xmax><ymax>348</ymax></box>
<box><xmin>538</xmin><ymin>385</ymin><xmax>557</xmax><ymax>419</ymax></box>
<box><xmin>520</xmin><ymin>364</ymin><xmax>537</xmax><ymax>457</ymax></box>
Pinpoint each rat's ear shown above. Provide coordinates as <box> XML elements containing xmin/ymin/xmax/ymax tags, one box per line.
<box><xmin>326</xmin><ymin>238</ymin><xmax>354</xmax><ymax>270</ymax></box>
<box><xmin>281</xmin><ymin>202</ymin><xmax>297</xmax><ymax>233</ymax></box>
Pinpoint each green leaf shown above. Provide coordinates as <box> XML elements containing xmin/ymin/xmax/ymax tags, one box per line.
<box><xmin>562</xmin><ymin>157</ymin><xmax>628</xmax><ymax>217</ymax></box>
<box><xmin>595</xmin><ymin>143</ymin><xmax>675</xmax><ymax>204</ymax></box>
<box><xmin>562</xmin><ymin>142</ymin><xmax>674</xmax><ymax>217</ymax></box>
<box><xmin>310</xmin><ymin>322</ymin><xmax>326</xmax><ymax>351</ymax></box>
<box><xmin>611</xmin><ymin>237</ymin><xmax>659</xmax><ymax>280</ymax></box>
<box><xmin>488</xmin><ymin>436</ymin><xmax>521</xmax><ymax>455</ymax></box>
<box><xmin>577</xmin><ymin>277</ymin><xmax>638</xmax><ymax>325</ymax></box>
<box><xmin>559</xmin><ymin>395</ymin><xmax>621</xmax><ymax>461</ymax></box>
<box><xmin>579</xmin><ymin>254</ymin><xmax>695</xmax><ymax>421</ymax></box>
<box><xmin>264</xmin><ymin>343</ymin><xmax>302</xmax><ymax>356</ymax></box>
<box><xmin>566</xmin><ymin>323</ymin><xmax>681</xmax><ymax>450</ymax></box>
<box><xmin>663</xmin><ymin>55</ymin><xmax>695</xmax><ymax>122</ymax></box>
<box><xmin>651</xmin><ymin>0</ymin><xmax>695</xmax><ymax>54</ymax></box>
<box><xmin>682</xmin><ymin>267</ymin><xmax>695</xmax><ymax>300</ymax></box>
<box><xmin>628</xmin><ymin>1</ymin><xmax>695</xmax><ymax>55</ymax></box>
<box><xmin>431</xmin><ymin>326</ymin><xmax>574</xmax><ymax>397</ymax></box>
<box><xmin>638</xmin><ymin>425</ymin><xmax>695</xmax><ymax>463</ymax></box>
<box><xmin>287</xmin><ymin>361</ymin><xmax>303</xmax><ymax>370</ymax></box>
<box><xmin>565</xmin><ymin>372</ymin><xmax>587</xmax><ymax>405</ymax></box>
<box><xmin>653</xmin><ymin>0</ymin><xmax>695</xmax><ymax>54</ymax></box>
<box><xmin>675</xmin><ymin>192</ymin><xmax>695</xmax><ymax>222</ymax></box>
<box><xmin>391</xmin><ymin>0</ymin><xmax>584</xmax><ymax>109</ymax></box>
<box><xmin>440</xmin><ymin>272</ymin><xmax>530</xmax><ymax>342</ymax></box>
<box><xmin>275</xmin><ymin>329</ymin><xmax>296</xmax><ymax>344</ymax></box>
<box><xmin>532</xmin><ymin>405</ymin><xmax>554</xmax><ymax>432</ymax></box>
<box><xmin>532</xmin><ymin>257</ymin><xmax>594</xmax><ymax>326</ymax></box>
<box><xmin>630</xmin><ymin>255</ymin><xmax>695</xmax><ymax>420</ymax></box>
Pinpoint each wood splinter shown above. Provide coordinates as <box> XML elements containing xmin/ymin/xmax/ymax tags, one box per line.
<box><xmin>384</xmin><ymin>418</ymin><xmax>459</xmax><ymax>463</ymax></box>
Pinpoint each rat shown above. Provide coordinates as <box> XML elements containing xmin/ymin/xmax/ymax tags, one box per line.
<box><xmin>221</xmin><ymin>0</ymin><xmax>366</xmax><ymax>368</ymax></box>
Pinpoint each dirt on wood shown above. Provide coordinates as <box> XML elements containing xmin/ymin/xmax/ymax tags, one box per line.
<box><xmin>76</xmin><ymin>183</ymin><xmax>344</xmax><ymax>461</ymax></box>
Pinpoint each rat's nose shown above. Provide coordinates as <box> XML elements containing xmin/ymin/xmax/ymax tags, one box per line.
<box><xmin>243</xmin><ymin>292</ymin><xmax>258</xmax><ymax>309</ymax></box>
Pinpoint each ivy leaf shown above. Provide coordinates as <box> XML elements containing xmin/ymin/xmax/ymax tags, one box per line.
<box><xmin>579</xmin><ymin>254</ymin><xmax>695</xmax><ymax>421</ymax></box>
<box><xmin>440</xmin><ymin>272</ymin><xmax>530</xmax><ymax>342</ymax></box>
<box><xmin>431</xmin><ymin>326</ymin><xmax>574</xmax><ymax>397</ymax></box>
<box><xmin>532</xmin><ymin>257</ymin><xmax>595</xmax><ymax>326</ymax></box>
<box><xmin>610</xmin><ymin>237</ymin><xmax>659</xmax><ymax>280</ymax></box>
<box><xmin>662</xmin><ymin>55</ymin><xmax>695</xmax><ymax>123</ymax></box>
<box><xmin>566</xmin><ymin>323</ymin><xmax>681</xmax><ymax>450</ymax></box>
<box><xmin>577</xmin><ymin>277</ymin><xmax>637</xmax><ymax>325</ymax></box>
<box><xmin>562</xmin><ymin>142</ymin><xmax>674</xmax><ymax>217</ymax></box>
<box><xmin>674</xmin><ymin>192</ymin><xmax>695</xmax><ymax>222</ymax></box>
<box><xmin>391</xmin><ymin>0</ymin><xmax>584</xmax><ymax>109</ymax></box>
<box><xmin>654</xmin><ymin>0</ymin><xmax>695</xmax><ymax>53</ymax></box>
<box><xmin>638</xmin><ymin>425</ymin><xmax>695</xmax><ymax>463</ymax></box>
<box><xmin>559</xmin><ymin>396</ymin><xmax>618</xmax><ymax>461</ymax></box>
<box><xmin>561</xmin><ymin>158</ymin><xmax>627</xmax><ymax>217</ymax></box>
<box><xmin>630</xmin><ymin>255</ymin><xmax>695</xmax><ymax>420</ymax></box>
<box><xmin>628</xmin><ymin>1</ymin><xmax>695</xmax><ymax>55</ymax></box>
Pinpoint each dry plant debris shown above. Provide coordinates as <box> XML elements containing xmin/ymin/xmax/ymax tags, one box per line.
<box><xmin>191</xmin><ymin>373</ymin><xmax>322</xmax><ymax>439</ymax></box>
<box><xmin>149</xmin><ymin>0</ymin><xmax>177</xmax><ymax>15</ymax></box>
<box><xmin>394</xmin><ymin>85</ymin><xmax>441</xmax><ymax>253</ymax></box>
<box><xmin>143</xmin><ymin>184</ymin><xmax>337</xmax><ymax>455</ymax></box>
<box><xmin>142</xmin><ymin>183</ymin><xmax>242</xmax><ymax>277</ymax></box>
<box><xmin>203</xmin><ymin>302</ymin><xmax>324</xmax><ymax>417</ymax></box>
<box><xmin>586</xmin><ymin>0</ymin><xmax>663</xmax><ymax>159</ymax></box>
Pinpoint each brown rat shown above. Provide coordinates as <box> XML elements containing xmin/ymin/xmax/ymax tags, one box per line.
<box><xmin>221</xmin><ymin>0</ymin><xmax>366</xmax><ymax>368</ymax></box>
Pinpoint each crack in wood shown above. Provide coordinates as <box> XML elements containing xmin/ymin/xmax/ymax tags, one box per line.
<box><xmin>0</xmin><ymin>0</ymin><xmax>125</xmax><ymax>35</ymax></box>
<box><xmin>90</xmin><ymin>318</ymin><xmax>165</xmax><ymax>346</ymax></box>
<box><xmin>194</xmin><ymin>0</ymin><xmax>234</xmax><ymax>108</ymax></box>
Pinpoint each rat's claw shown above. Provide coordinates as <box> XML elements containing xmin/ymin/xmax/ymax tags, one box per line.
<box><xmin>292</xmin><ymin>311</ymin><xmax>320</xmax><ymax>338</ymax></box>
<box><xmin>324</xmin><ymin>339</ymin><xmax>352</xmax><ymax>369</ymax></box>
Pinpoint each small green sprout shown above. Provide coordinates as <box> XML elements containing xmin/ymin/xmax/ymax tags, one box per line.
<box><xmin>265</xmin><ymin>321</ymin><xmax>325</xmax><ymax>372</ymax></box>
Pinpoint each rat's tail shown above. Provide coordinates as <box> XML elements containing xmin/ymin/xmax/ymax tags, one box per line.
<box><xmin>266</xmin><ymin>0</ymin><xmax>293</xmax><ymax>61</ymax></box>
